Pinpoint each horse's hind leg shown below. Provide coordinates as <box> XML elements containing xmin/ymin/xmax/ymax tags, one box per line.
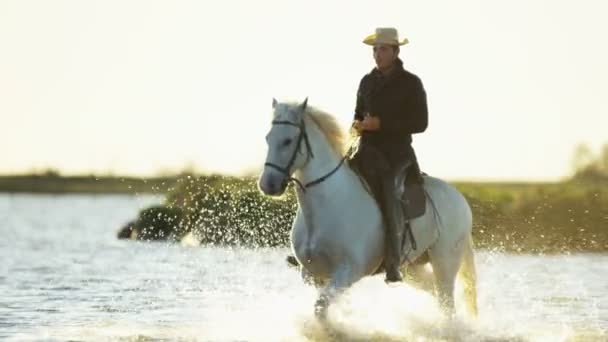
<box><xmin>429</xmin><ymin>248</ymin><xmax>464</xmax><ymax>315</ymax></box>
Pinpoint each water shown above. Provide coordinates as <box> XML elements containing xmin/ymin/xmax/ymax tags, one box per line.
<box><xmin>0</xmin><ymin>194</ymin><xmax>606</xmax><ymax>341</ymax></box>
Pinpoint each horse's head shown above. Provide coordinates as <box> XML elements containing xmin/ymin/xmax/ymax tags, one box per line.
<box><xmin>258</xmin><ymin>97</ymin><xmax>311</xmax><ymax>196</ymax></box>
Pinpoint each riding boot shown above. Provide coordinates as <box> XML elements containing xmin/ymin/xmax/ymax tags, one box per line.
<box><xmin>380</xmin><ymin>176</ymin><xmax>404</xmax><ymax>283</ymax></box>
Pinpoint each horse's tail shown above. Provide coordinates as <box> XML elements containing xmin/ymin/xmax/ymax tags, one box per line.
<box><xmin>458</xmin><ymin>235</ymin><xmax>478</xmax><ymax>317</ymax></box>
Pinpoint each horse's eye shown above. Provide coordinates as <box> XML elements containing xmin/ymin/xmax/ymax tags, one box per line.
<box><xmin>282</xmin><ymin>138</ymin><xmax>292</xmax><ymax>147</ymax></box>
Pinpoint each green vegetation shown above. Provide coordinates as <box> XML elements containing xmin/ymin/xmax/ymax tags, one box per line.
<box><xmin>455</xmin><ymin>181</ymin><xmax>607</xmax><ymax>253</ymax></box>
<box><xmin>117</xmin><ymin>174</ymin><xmax>298</xmax><ymax>247</ymax></box>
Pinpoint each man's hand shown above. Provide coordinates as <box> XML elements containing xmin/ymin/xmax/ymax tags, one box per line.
<box><xmin>352</xmin><ymin>114</ymin><xmax>381</xmax><ymax>135</ymax></box>
<box><xmin>361</xmin><ymin>114</ymin><xmax>381</xmax><ymax>131</ymax></box>
<box><xmin>352</xmin><ymin>120</ymin><xmax>364</xmax><ymax>135</ymax></box>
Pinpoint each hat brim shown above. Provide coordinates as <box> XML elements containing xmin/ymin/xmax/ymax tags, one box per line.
<box><xmin>362</xmin><ymin>33</ymin><xmax>409</xmax><ymax>46</ymax></box>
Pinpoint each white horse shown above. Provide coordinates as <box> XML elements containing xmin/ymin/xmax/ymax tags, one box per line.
<box><xmin>258</xmin><ymin>98</ymin><xmax>478</xmax><ymax>318</ymax></box>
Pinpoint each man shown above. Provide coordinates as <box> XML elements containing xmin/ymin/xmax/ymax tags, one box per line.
<box><xmin>351</xmin><ymin>27</ymin><xmax>428</xmax><ymax>282</ymax></box>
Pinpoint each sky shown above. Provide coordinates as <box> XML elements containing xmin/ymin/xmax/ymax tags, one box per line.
<box><xmin>1</xmin><ymin>0</ymin><xmax>606</xmax><ymax>181</ymax></box>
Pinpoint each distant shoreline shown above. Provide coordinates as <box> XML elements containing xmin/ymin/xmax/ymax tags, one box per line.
<box><xmin>0</xmin><ymin>174</ymin><xmax>180</xmax><ymax>194</ymax></box>
<box><xmin>0</xmin><ymin>173</ymin><xmax>562</xmax><ymax>194</ymax></box>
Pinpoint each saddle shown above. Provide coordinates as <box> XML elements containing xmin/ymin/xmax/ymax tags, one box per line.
<box><xmin>348</xmin><ymin>159</ymin><xmax>427</xmax><ymax>221</ymax></box>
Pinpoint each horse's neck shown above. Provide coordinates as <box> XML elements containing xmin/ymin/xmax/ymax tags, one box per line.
<box><xmin>292</xmin><ymin>117</ymin><xmax>379</xmax><ymax>245</ymax></box>
<box><xmin>293</xmin><ymin>117</ymin><xmax>356</xmax><ymax>205</ymax></box>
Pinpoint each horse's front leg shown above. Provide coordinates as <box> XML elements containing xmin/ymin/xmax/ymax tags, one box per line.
<box><xmin>301</xmin><ymin>265</ymin><xmax>327</xmax><ymax>288</ymax></box>
<box><xmin>314</xmin><ymin>264</ymin><xmax>356</xmax><ymax>319</ymax></box>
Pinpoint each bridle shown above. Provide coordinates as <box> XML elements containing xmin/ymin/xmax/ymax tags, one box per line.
<box><xmin>264</xmin><ymin>118</ymin><xmax>346</xmax><ymax>192</ymax></box>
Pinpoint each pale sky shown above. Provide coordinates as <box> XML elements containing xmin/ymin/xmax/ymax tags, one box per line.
<box><xmin>1</xmin><ymin>0</ymin><xmax>606</xmax><ymax>181</ymax></box>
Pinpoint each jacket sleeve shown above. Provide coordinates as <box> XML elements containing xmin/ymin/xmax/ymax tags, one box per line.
<box><xmin>353</xmin><ymin>76</ymin><xmax>366</xmax><ymax>121</ymax></box>
<box><xmin>380</xmin><ymin>76</ymin><xmax>428</xmax><ymax>134</ymax></box>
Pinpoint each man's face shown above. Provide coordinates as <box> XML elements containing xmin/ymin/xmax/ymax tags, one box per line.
<box><xmin>373</xmin><ymin>44</ymin><xmax>397</xmax><ymax>70</ymax></box>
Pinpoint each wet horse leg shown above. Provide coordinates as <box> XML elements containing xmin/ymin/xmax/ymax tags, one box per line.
<box><xmin>429</xmin><ymin>251</ymin><xmax>461</xmax><ymax>316</ymax></box>
<box><xmin>314</xmin><ymin>264</ymin><xmax>356</xmax><ymax>319</ymax></box>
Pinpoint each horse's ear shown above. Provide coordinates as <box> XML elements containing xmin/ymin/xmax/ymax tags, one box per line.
<box><xmin>272</xmin><ymin>98</ymin><xmax>278</xmax><ymax>108</ymax></box>
<box><xmin>300</xmin><ymin>97</ymin><xmax>308</xmax><ymax>112</ymax></box>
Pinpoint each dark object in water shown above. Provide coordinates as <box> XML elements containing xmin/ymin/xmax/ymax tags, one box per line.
<box><xmin>117</xmin><ymin>206</ymin><xmax>184</xmax><ymax>241</ymax></box>
<box><xmin>117</xmin><ymin>220</ymin><xmax>136</xmax><ymax>239</ymax></box>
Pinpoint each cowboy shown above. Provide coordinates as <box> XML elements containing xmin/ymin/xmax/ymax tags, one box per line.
<box><xmin>350</xmin><ymin>27</ymin><xmax>428</xmax><ymax>282</ymax></box>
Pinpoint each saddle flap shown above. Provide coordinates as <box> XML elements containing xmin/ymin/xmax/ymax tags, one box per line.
<box><xmin>400</xmin><ymin>182</ymin><xmax>426</xmax><ymax>220</ymax></box>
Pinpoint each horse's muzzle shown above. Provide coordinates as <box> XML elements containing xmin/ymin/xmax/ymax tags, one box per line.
<box><xmin>259</xmin><ymin>173</ymin><xmax>289</xmax><ymax>196</ymax></box>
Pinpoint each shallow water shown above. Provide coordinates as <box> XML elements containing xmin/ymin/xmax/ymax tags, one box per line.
<box><xmin>0</xmin><ymin>194</ymin><xmax>606</xmax><ymax>341</ymax></box>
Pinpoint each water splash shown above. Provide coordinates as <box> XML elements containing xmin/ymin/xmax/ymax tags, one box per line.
<box><xmin>13</xmin><ymin>272</ymin><xmax>606</xmax><ymax>341</ymax></box>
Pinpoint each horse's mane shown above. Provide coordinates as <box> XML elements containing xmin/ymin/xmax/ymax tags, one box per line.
<box><xmin>304</xmin><ymin>107</ymin><xmax>348</xmax><ymax>156</ymax></box>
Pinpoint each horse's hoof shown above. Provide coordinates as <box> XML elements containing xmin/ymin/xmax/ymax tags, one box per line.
<box><xmin>384</xmin><ymin>270</ymin><xmax>403</xmax><ymax>284</ymax></box>
<box><xmin>314</xmin><ymin>296</ymin><xmax>329</xmax><ymax>320</ymax></box>
<box><xmin>314</xmin><ymin>305</ymin><xmax>327</xmax><ymax>320</ymax></box>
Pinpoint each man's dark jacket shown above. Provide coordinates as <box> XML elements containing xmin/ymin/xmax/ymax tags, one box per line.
<box><xmin>354</xmin><ymin>58</ymin><xmax>428</xmax><ymax>165</ymax></box>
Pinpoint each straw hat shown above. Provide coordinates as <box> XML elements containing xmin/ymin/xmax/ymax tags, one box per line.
<box><xmin>362</xmin><ymin>27</ymin><xmax>409</xmax><ymax>46</ymax></box>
